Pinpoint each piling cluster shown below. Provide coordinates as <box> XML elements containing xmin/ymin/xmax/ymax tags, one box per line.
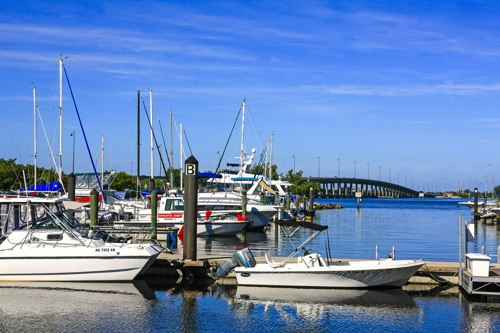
<box><xmin>313</xmin><ymin>203</ymin><xmax>343</xmax><ymax>210</ymax></box>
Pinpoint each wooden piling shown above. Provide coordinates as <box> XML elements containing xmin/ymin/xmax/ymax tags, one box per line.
<box><xmin>151</xmin><ymin>189</ymin><xmax>157</xmax><ymax>240</ymax></box>
<box><xmin>90</xmin><ymin>188</ymin><xmax>98</xmax><ymax>229</ymax></box>
<box><xmin>183</xmin><ymin>156</ymin><xmax>198</xmax><ymax>261</ymax></box>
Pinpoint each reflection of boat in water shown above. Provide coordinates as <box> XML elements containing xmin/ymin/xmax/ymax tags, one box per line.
<box><xmin>0</xmin><ymin>281</ymin><xmax>156</xmax><ymax>310</ymax></box>
<box><xmin>235</xmin><ymin>286</ymin><xmax>416</xmax><ymax>307</ymax></box>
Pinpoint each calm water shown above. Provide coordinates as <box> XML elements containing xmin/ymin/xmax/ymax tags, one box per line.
<box><xmin>172</xmin><ymin>198</ymin><xmax>499</xmax><ymax>263</ymax></box>
<box><xmin>3</xmin><ymin>198</ymin><xmax>500</xmax><ymax>332</ymax></box>
<box><xmin>1</xmin><ymin>281</ymin><xmax>499</xmax><ymax>332</ymax></box>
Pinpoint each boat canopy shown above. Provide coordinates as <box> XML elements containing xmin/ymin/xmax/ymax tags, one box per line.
<box><xmin>198</xmin><ymin>173</ymin><xmax>222</xmax><ymax>178</ymax></box>
<box><xmin>19</xmin><ymin>182</ymin><xmax>62</xmax><ymax>192</ymax></box>
<box><xmin>277</xmin><ymin>220</ymin><xmax>328</xmax><ymax>232</ymax></box>
<box><xmin>231</xmin><ymin>177</ymin><xmax>259</xmax><ymax>181</ymax></box>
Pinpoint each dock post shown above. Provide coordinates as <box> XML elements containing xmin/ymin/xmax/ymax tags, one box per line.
<box><xmin>183</xmin><ymin>156</ymin><xmax>198</xmax><ymax>261</ymax></box>
<box><xmin>242</xmin><ymin>190</ymin><xmax>247</xmax><ymax>218</ymax></box>
<box><xmin>149</xmin><ymin>179</ymin><xmax>155</xmax><ymax>209</ymax></box>
<box><xmin>357</xmin><ymin>197</ymin><xmax>360</xmax><ymax>210</ymax></box>
<box><xmin>459</xmin><ymin>213</ymin><xmax>463</xmax><ymax>286</ymax></box>
<box><xmin>376</xmin><ymin>244</ymin><xmax>379</xmax><ymax>260</ymax></box>
<box><xmin>90</xmin><ymin>188</ymin><xmax>98</xmax><ymax>229</ymax></box>
<box><xmin>151</xmin><ymin>189</ymin><xmax>157</xmax><ymax>240</ymax></box>
<box><xmin>241</xmin><ymin>190</ymin><xmax>247</xmax><ymax>243</ymax></box>
<box><xmin>68</xmin><ymin>173</ymin><xmax>75</xmax><ymax>201</ymax></box>
<box><xmin>473</xmin><ymin>188</ymin><xmax>478</xmax><ymax>226</ymax></box>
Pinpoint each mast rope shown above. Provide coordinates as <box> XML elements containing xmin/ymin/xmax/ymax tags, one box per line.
<box><xmin>63</xmin><ymin>67</ymin><xmax>106</xmax><ymax>204</ymax></box>
<box><xmin>140</xmin><ymin>96</ymin><xmax>170</xmax><ymax>183</ymax></box>
<box><xmin>215</xmin><ymin>105</ymin><xmax>241</xmax><ymax>173</ymax></box>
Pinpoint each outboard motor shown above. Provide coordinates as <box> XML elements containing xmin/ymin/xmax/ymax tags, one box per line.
<box><xmin>209</xmin><ymin>248</ymin><xmax>256</xmax><ymax>280</ymax></box>
<box><xmin>99</xmin><ymin>212</ymin><xmax>119</xmax><ymax>225</ymax></box>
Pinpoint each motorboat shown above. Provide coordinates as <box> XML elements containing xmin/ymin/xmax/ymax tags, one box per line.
<box><xmin>211</xmin><ymin>220</ymin><xmax>425</xmax><ymax>288</ymax></box>
<box><xmin>0</xmin><ymin>195</ymin><xmax>162</xmax><ymax>281</ymax></box>
<box><xmin>126</xmin><ymin>193</ymin><xmax>251</xmax><ymax>236</ymax></box>
<box><xmin>458</xmin><ymin>200</ymin><xmax>498</xmax><ymax>213</ymax></box>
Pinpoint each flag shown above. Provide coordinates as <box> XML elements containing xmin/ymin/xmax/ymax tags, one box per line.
<box><xmin>137</xmin><ymin>177</ymin><xmax>142</xmax><ymax>189</ymax></box>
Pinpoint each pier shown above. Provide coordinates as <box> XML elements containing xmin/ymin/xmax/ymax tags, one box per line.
<box><xmin>301</xmin><ymin>177</ymin><xmax>434</xmax><ymax>198</ymax></box>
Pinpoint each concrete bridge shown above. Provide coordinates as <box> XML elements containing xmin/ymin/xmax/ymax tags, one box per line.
<box><xmin>301</xmin><ymin>177</ymin><xmax>425</xmax><ymax>198</ymax></box>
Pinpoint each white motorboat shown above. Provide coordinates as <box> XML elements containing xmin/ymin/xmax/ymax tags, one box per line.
<box><xmin>211</xmin><ymin>220</ymin><xmax>424</xmax><ymax>288</ymax></box>
<box><xmin>127</xmin><ymin>193</ymin><xmax>251</xmax><ymax>236</ymax></box>
<box><xmin>458</xmin><ymin>200</ymin><xmax>498</xmax><ymax>212</ymax></box>
<box><xmin>0</xmin><ymin>196</ymin><xmax>162</xmax><ymax>282</ymax></box>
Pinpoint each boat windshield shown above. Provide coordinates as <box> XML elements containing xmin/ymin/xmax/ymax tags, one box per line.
<box><xmin>199</xmin><ymin>184</ymin><xmax>231</xmax><ymax>193</ymax></box>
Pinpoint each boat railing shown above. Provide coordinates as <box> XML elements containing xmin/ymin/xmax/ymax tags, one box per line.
<box><xmin>95</xmin><ymin>226</ymin><xmax>155</xmax><ymax>245</ymax></box>
<box><xmin>480</xmin><ymin>244</ymin><xmax>500</xmax><ymax>264</ymax></box>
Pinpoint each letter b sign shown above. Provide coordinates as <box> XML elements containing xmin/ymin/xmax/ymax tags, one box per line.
<box><xmin>186</xmin><ymin>164</ymin><xmax>197</xmax><ymax>175</ymax></box>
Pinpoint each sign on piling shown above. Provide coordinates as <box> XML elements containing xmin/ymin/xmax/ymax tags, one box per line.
<box><xmin>183</xmin><ymin>156</ymin><xmax>198</xmax><ymax>261</ymax></box>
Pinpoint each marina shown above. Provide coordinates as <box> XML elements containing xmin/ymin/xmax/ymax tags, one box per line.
<box><xmin>4</xmin><ymin>2</ymin><xmax>500</xmax><ymax>331</ymax></box>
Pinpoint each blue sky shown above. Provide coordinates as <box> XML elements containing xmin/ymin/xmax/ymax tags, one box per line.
<box><xmin>1</xmin><ymin>0</ymin><xmax>500</xmax><ymax>192</ymax></box>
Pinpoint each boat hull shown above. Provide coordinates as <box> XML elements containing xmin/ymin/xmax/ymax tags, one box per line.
<box><xmin>235</xmin><ymin>260</ymin><xmax>424</xmax><ymax>288</ymax></box>
<box><xmin>0</xmin><ymin>245</ymin><xmax>160</xmax><ymax>282</ymax></box>
<box><xmin>115</xmin><ymin>220</ymin><xmax>248</xmax><ymax>236</ymax></box>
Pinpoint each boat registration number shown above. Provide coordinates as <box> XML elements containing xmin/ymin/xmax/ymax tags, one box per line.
<box><xmin>95</xmin><ymin>248</ymin><xmax>116</xmax><ymax>252</ymax></box>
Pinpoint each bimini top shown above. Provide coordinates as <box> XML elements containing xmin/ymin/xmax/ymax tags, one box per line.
<box><xmin>19</xmin><ymin>182</ymin><xmax>62</xmax><ymax>192</ymax></box>
<box><xmin>277</xmin><ymin>220</ymin><xmax>328</xmax><ymax>232</ymax></box>
<box><xmin>198</xmin><ymin>173</ymin><xmax>222</xmax><ymax>178</ymax></box>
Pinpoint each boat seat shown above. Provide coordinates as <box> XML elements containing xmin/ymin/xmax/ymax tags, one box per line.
<box><xmin>265</xmin><ymin>252</ymin><xmax>284</xmax><ymax>268</ymax></box>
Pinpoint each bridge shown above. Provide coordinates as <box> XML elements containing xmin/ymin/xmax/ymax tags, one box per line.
<box><xmin>301</xmin><ymin>177</ymin><xmax>424</xmax><ymax>198</ymax></box>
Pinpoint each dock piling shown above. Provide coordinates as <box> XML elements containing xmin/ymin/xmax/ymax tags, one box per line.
<box><xmin>183</xmin><ymin>156</ymin><xmax>198</xmax><ymax>261</ymax></box>
<box><xmin>68</xmin><ymin>173</ymin><xmax>75</xmax><ymax>201</ymax></box>
<box><xmin>151</xmin><ymin>189</ymin><xmax>157</xmax><ymax>240</ymax></box>
<box><xmin>90</xmin><ymin>188</ymin><xmax>98</xmax><ymax>229</ymax></box>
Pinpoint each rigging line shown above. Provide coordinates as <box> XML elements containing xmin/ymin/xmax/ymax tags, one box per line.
<box><xmin>140</xmin><ymin>96</ymin><xmax>170</xmax><ymax>181</ymax></box>
<box><xmin>63</xmin><ymin>67</ymin><xmax>105</xmax><ymax>203</ymax></box>
<box><xmin>183</xmin><ymin>129</ymin><xmax>193</xmax><ymax>156</ymax></box>
<box><xmin>155</xmin><ymin>107</ymin><xmax>174</xmax><ymax>175</ymax></box>
<box><xmin>215</xmin><ymin>105</ymin><xmax>242</xmax><ymax>173</ymax></box>
<box><xmin>37</xmin><ymin>106</ymin><xmax>64</xmax><ymax>193</ymax></box>
<box><xmin>246</xmin><ymin>109</ymin><xmax>266</xmax><ymax>148</ymax></box>
<box><xmin>114</xmin><ymin>96</ymin><xmax>135</xmax><ymax>172</ymax></box>
<box><xmin>171</xmin><ymin>116</ymin><xmax>188</xmax><ymax>160</ymax></box>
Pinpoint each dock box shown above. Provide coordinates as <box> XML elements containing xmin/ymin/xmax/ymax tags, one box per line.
<box><xmin>465</xmin><ymin>253</ymin><xmax>491</xmax><ymax>277</ymax></box>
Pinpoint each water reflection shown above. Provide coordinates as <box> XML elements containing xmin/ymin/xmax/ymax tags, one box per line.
<box><xmin>0</xmin><ymin>279</ymin><xmax>499</xmax><ymax>332</ymax></box>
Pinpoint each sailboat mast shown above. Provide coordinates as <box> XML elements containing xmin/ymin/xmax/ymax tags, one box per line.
<box><xmin>137</xmin><ymin>90</ymin><xmax>140</xmax><ymax>200</ymax></box>
<box><xmin>58</xmin><ymin>58</ymin><xmax>63</xmax><ymax>191</ymax></box>
<box><xmin>240</xmin><ymin>99</ymin><xmax>246</xmax><ymax>177</ymax></box>
<box><xmin>150</xmin><ymin>90</ymin><xmax>154</xmax><ymax>182</ymax></box>
<box><xmin>33</xmin><ymin>86</ymin><xmax>37</xmax><ymax>190</ymax></box>
<box><xmin>170</xmin><ymin>110</ymin><xmax>173</xmax><ymax>188</ymax></box>
<box><xmin>180</xmin><ymin>123</ymin><xmax>183</xmax><ymax>190</ymax></box>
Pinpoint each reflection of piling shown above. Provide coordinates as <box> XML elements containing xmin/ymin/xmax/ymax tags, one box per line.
<box><xmin>90</xmin><ymin>188</ymin><xmax>98</xmax><ymax>229</ymax></box>
<box><xmin>68</xmin><ymin>173</ymin><xmax>75</xmax><ymax>201</ymax></box>
<box><xmin>183</xmin><ymin>156</ymin><xmax>198</xmax><ymax>261</ymax></box>
<box><xmin>151</xmin><ymin>189</ymin><xmax>157</xmax><ymax>240</ymax></box>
